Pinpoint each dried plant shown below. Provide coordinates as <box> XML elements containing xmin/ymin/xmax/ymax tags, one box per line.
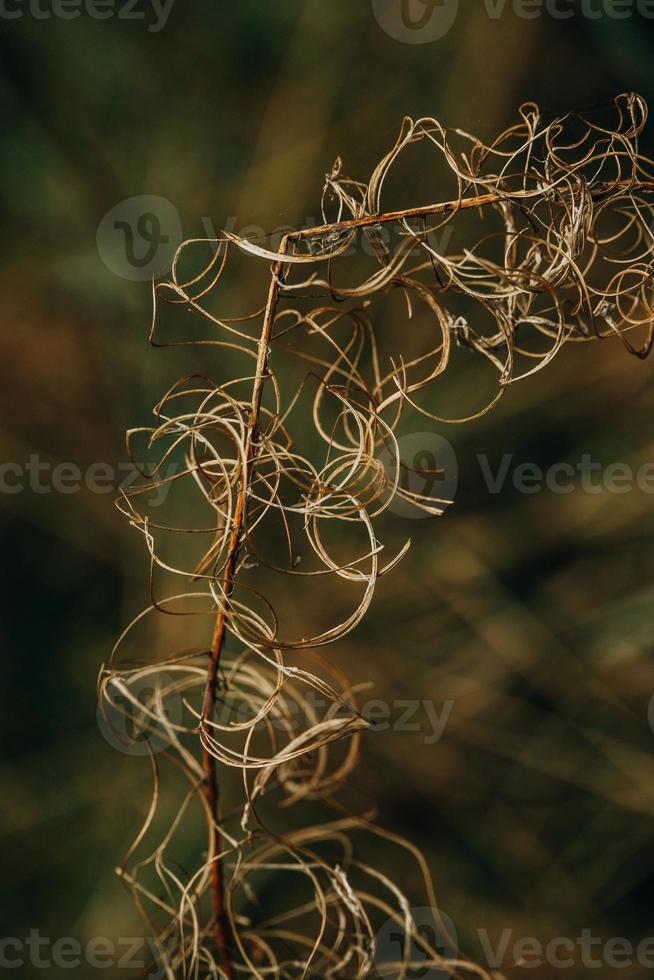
<box><xmin>99</xmin><ymin>93</ymin><xmax>654</xmax><ymax>978</ymax></box>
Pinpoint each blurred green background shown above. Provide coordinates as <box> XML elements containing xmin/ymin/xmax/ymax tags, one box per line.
<box><xmin>3</xmin><ymin>2</ymin><xmax>654</xmax><ymax>977</ymax></box>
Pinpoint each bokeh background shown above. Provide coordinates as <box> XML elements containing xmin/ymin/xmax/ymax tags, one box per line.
<box><xmin>3</xmin><ymin>2</ymin><xmax>654</xmax><ymax>977</ymax></box>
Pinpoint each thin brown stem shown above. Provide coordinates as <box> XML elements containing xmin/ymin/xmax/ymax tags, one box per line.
<box><xmin>293</xmin><ymin>179</ymin><xmax>654</xmax><ymax>240</ymax></box>
<box><xmin>200</xmin><ymin>175</ymin><xmax>654</xmax><ymax>974</ymax></box>
<box><xmin>201</xmin><ymin>236</ymin><xmax>290</xmax><ymax>978</ymax></box>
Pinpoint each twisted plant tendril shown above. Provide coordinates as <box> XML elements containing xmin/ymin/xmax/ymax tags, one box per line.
<box><xmin>100</xmin><ymin>93</ymin><xmax>654</xmax><ymax>979</ymax></box>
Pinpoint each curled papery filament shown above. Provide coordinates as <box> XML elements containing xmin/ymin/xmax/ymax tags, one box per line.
<box><xmin>105</xmin><ymin>93</ymin><xmax>654</xmax><ymax>979</ymax></box>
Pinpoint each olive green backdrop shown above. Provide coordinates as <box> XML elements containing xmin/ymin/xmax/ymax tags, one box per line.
<box><xmin>2</xmin><ymin>3</ymin><xmax>654</xmax><ymax>977</ymax></box>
